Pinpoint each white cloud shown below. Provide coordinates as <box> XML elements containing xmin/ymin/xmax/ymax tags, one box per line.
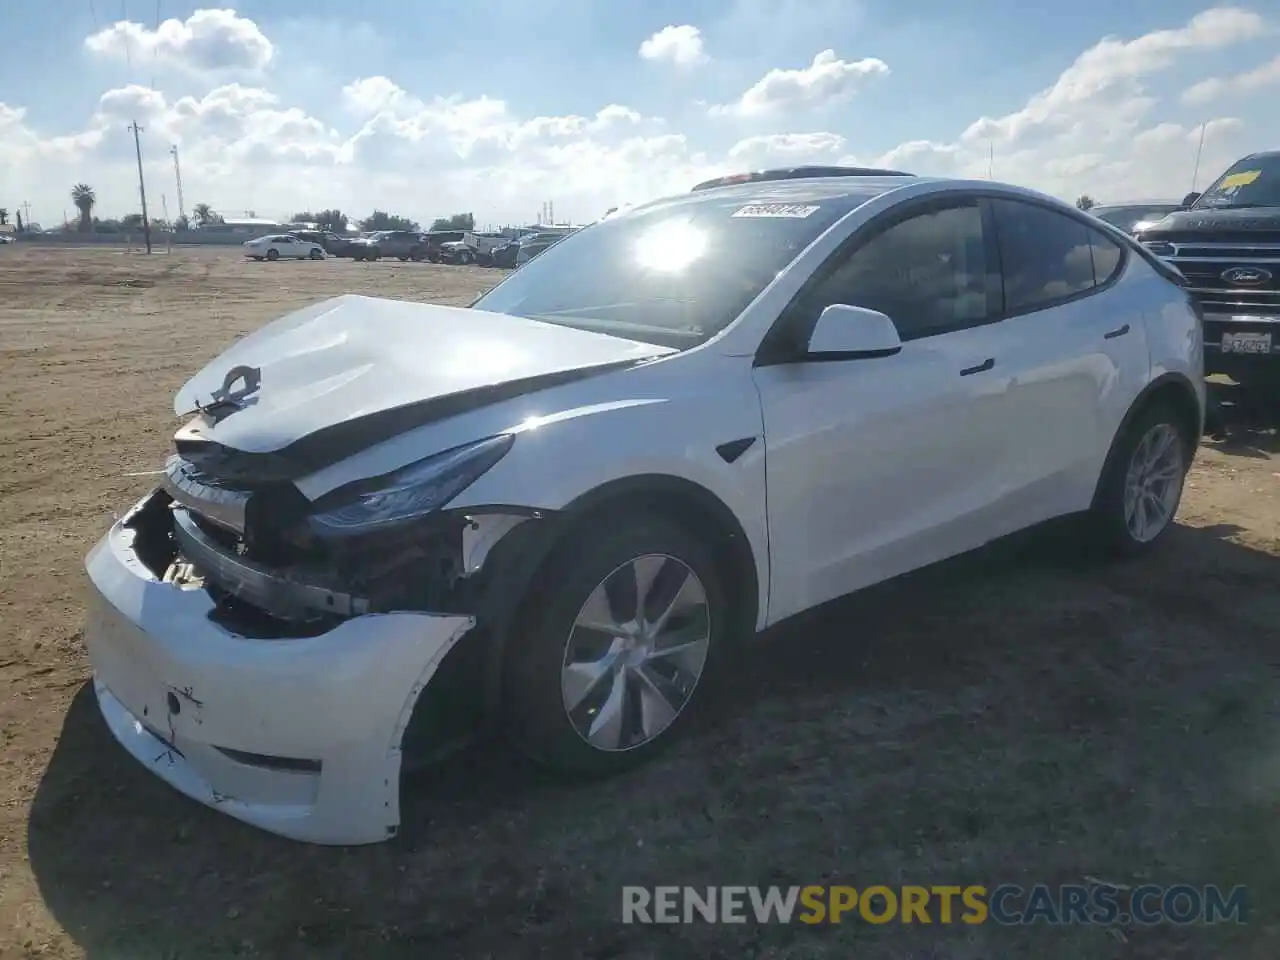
<box><xmin>712</xmin><ymin>50</ymin><xmax>889</xmax><ymax>117</ymax></box>
<box><xmin>4</xmin><ymin>7</ymin><xmax>1272</xmax><ymax>228</ymax></box>
<box><xmin>1182</xmin><ymin>55</ymin><xmax>1280</xmax><ymax>104</ymax></box>
<box><xmin>639</xmin><ymin>25</ymin><xmax>708</xmax><ymax>66</ymax></box>
<box><xmin>727</xmin><ymin>132</ymin><xmax>847</xmax><ymax>167</ymax></box>
<box><xmin>84</xmin><ymin>8</ymin><xmax>274</xmax><ymax>73</ymax></box>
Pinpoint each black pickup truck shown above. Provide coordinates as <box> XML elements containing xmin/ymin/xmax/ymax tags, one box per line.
<box><xmin>1134</xmin><ymin>151</ymin><xmax>1280</xmax><ymax>407</ymax></box>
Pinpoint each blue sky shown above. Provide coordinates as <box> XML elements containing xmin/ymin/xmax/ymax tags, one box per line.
<box><xmin>0</xmin><ymin>1</ymin><xmax>1275</xmax><ymax>226</ymax></box>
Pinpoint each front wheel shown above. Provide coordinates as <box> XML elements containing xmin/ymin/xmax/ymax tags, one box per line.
<box><xmin>503</xmin><ymin>515</ymin><xmax>725</xmax><ymax>776</ymax></box>
<box><xmin>266</xmin><ymin>248</ymin><xmax>279</xmax><ymax>261</ymax></box>
<box><xmin>1088</xmin><ymin>401</ymin><xmax>1191</xmax><ymax>556</ymax></box>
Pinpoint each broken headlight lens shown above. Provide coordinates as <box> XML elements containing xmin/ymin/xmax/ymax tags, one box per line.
<box><xmin>308</xmin><ymin>434</ymin><xmax>515</xmax><ymax>536</ymax></box>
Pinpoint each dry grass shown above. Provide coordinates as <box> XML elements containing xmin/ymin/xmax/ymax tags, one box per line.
<box><xmin>1</xmin><ymin>245</ymin><xmax>1279</xmax><ymax>959</ymax></box>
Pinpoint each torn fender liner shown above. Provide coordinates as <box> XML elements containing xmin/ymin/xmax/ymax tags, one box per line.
<box><xmin>172</xmin><ymin>294</ymin><xmax>675</xmax><ymax>474</ymax></box>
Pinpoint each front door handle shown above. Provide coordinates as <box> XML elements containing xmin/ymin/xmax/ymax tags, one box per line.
<box><xmin>1104</xmin><ymin>323</ymin><xmax>1130</xmax><ymax>339</ymax></box>
<box><xmin>960</xmin><ymin>357</ymin><xmax>995</xmax><ymax>376</ymax></box>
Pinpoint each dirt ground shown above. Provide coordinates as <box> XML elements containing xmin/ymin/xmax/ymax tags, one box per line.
<box><xmin>1</xmin><ymin>244</ymin><xmax>1278</xmax><ymax>959</ymax></box>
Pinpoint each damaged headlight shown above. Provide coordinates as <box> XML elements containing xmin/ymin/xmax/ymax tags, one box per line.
<box><xmin>308</xmin><ymin>434</ymin><xmax>515</xmax><ymax>536</ymax></box>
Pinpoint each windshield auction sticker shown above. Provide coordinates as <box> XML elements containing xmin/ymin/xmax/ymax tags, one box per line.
<box><xmin>732</xmin><ymin>204</ymin><xmax>821</xmax><ymax>218</ymax></box>
<box><xmin>1220</xmin><ymin>170</ymin><xmax>1261</xmax><ymax>189</ymax></box>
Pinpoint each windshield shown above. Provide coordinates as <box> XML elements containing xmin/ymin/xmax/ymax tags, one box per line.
<box><xmin>471</xmin><ymin>192</ymin><xmax>856</xmax><ymax>347</ymax></box>
<box><xmin>1194</xmin><ymin>155</ymin><xmax>1280</xmax><ymax>210</ymax></box>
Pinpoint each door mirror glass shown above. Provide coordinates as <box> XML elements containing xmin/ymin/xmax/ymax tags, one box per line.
<box><xmin>1180</xmin><ymin>191</ymin><xmax>1201</xmax><ymax>209</ymax></box>
<box><xmin>807</xmin><ymin>304</ymin><xmax>903</xmax><ymax>359</ymax></box>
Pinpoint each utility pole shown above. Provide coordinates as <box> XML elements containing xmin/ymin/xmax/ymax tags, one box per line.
<box><xmin>21</xmin><ymin>201</ymin><xmax>31</xmax><ymax>231</ymax></box>
<box><xmin>129</xmin><ymin>121</ymin><xmax>153</xmax><ymax>254</ymax></box>
<box><xmin>170</xmin><ymin>145</ymin><xmax>185</xmax><ymax>224</ymax></box>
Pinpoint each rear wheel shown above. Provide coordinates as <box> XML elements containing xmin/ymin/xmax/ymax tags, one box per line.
<box><xmin>504</xmin><ymin>515</ymin><xmax>725</xmax><ymax>776</ymax></box>
<box><xmin>309</xmin><ymin>248</ymin><xmax>324</xmax><ymax>260</ymax></box>
<box><xmin>1089</xmin><ymin>401</ymin><xmax>1190</xmax><ymax>556</ymax></box>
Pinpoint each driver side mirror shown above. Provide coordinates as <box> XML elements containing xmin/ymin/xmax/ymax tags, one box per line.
<box><xmin>806</xmin><ymin>304</ymin><xmax>903</xmax><ymax>360</ymax></box>
<box><xmin>1180</xmin><ymin>191</ymin><xmax>1201</xmax><ymax>209</ymax></box>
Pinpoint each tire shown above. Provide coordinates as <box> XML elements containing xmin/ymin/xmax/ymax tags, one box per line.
<box><xmin>1088</xmin><ymin>401</ymin><xmax>1191</xmax><ymax>557</ymax></box>
<box><xmin>398</xmin><ymin>255</ymin><xmax>409</xmax><ymax>262</ymax></box>
<box><xmin>503</xmin><ymin>514</ymin><xmax>727</xmax><ymax>776</ymax></box>
<box><xmin>309</xmin><ymin>248</ymin><xmax>324</xmax><ymax>260</ymax></box>
<box><xmin>368</xmin><ymin>247</ymin><xmax>381</xmax><ymax>261</ymax></box>
<box><xmin>266</xmin><ymin>249</ymin><xmax>279</xmax><ymax>261</ymax></box>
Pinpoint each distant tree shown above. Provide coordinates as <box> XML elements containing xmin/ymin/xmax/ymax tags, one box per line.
<box><xmin>430</xmin><ymin>212</ymin><xmax>475</xmax><ymax>232</ymax></box>
<box><xmin>193</xmin><ymin>203</ymin><xmax>217</xmax><ymax>225</ymax></box>
<box><xmin>360</xmin><ymin>210</ymin><xmax>420</xmax><ymax>231</ymax></box>
<box><xmin>72</xmin><ymin>184</ymin><xmax>96</xmax><ymax>232</ymax></box>
<box><xmin>120</xmin><ymin>213</ymin><xmax>144</xmax><ymax>230</ymax></box>
<box><xmin>173</xmin><ymin>214</ymin><xmax>190</xmax><ymax>232</ymax></box>
<box><xmin>1075</xmin><ymin>194</ymin><xmax>1096</xmax><ymax>211</ymax></box>
<box><xmin>15</xmin><ymin>211</ymin><xmax>23</xmax><ymax>232</ymax></box>
<box><xmin>292</xmin><ymin>208</ymin><xmax>349</xmax><ymax>232</ymax></box>
<box><xmin>0</xmin><ymin>209</ymin><xmax>8</xmax><ymax>226</ymax></box>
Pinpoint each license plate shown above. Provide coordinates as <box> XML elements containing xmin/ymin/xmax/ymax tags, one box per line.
<box><xmin>1221</xmin><ymin>332</ymin><xmax>1273</xmax><ymax>355</ymax></box>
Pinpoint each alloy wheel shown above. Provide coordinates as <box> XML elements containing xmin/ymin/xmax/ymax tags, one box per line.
<box><xmin>1123</xmin><ymin>422</ymin><xmax>1184</xmax><ymax>542</ymax></box>
<box><xmin>560</xmin><ymin>554</ymin><xmax>711</xmax><ymax>752</ymax></box>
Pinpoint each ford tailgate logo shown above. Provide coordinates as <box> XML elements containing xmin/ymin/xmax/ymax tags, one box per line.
<box><xmin>1221</xmin><ymin>266</ymin><xmax>1273</xmax><ymax>286</ymax></box>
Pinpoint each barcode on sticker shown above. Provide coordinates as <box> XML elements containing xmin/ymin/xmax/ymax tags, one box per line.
<box><xmin>732</xmin><ymin>204</ymin><xmax>820</xmax><ymax>219</ymax></box>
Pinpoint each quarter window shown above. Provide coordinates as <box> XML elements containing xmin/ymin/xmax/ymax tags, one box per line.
<box><xmin>796</xmin><ymin>203</ymin><xmax>992</xmax><ymax>341</ymax></box>
<box><xmin>990</xmin><ymin>199</ymin><xmax>1095</xmax><ymax>313</ymax></box>
<box><xmin>1088</xmin><ymin>229</ymin><xmax>1124</xmax><ymax>285</ymax></box>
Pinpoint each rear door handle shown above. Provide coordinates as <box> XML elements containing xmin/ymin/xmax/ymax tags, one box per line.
<box><xmin>960</xmin><ymin>358</ymin><xmax>995</xmax><ymax>376</ymax></box>
<box><xmin>1104</xmin><ymin>323</ymin><xmax>1130</xmax><ymax>339</ymax></box>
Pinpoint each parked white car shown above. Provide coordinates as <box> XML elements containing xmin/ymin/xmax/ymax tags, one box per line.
<box><xmin>83</xmin><ymin>168</ymin><xmax>1203</xmax><ymax>845</ymax></box>
<box><xmin>243</xmin><ymin>234</ymin><xmax>325</xmax><ymax>261</ymax></box>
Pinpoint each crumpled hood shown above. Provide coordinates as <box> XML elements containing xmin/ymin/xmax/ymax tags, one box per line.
<box><xmin>174</xmin><ymin>294</ymin><xmax>674</xmax><ymax>457</ymax></box>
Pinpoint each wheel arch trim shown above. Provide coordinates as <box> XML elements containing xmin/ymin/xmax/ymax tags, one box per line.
<box><xmin>473</xmin><ymin>472</ymin><xmax>763</xmax><ymax>721</ymax></box>
<box><xmin>1091</xmin><ymin>371</ymin><xmax>1202</xmax><ymax>509</ymax></box>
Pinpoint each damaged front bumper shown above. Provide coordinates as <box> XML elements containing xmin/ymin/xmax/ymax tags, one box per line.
<box><xmin>82</xmin><ymin>489</ymin><xmax>476</xmax><ymax>845</ymax></box>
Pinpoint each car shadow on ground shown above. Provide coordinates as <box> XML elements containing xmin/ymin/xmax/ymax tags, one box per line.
<box><xmin>27</xmin><ymin>521</ymin><xmax>1280</xmax><ymax>959</ymax></box>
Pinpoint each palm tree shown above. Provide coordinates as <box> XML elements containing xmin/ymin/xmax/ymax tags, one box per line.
<box><xmin>71</xmin><ymin>184</ymin><xmax>96</xmax><ymax>232</ymax></box>
<box><xmin>193</xmin><ymin>203</ymin><xmax>214</xmax><ymax>226</ymax></box>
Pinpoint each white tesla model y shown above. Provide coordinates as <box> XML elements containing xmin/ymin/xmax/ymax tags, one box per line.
<box><xmin>83</xmin><ymin>167</ymin><xmax>1203</xmax><ymax>844</ymax></box>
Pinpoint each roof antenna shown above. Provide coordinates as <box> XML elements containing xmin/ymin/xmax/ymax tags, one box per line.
<box><xmin>1190</xmin><ymin>121</ymin><xmax>1207</xmax><ymax>193</ymax></box>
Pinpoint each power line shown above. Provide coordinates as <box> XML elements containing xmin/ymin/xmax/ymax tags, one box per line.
<box><xmin>150</xmin><ymin>0</ymin><xmax>161</xmax><ymax>89</ymax></box>
<box><xmin>121</xmin><ymin>0</ymin><xmax>132</xmax><ymax>73</ymax></box>
<box><xmin>129</xmin><ymin>121</ymin><xmax>153</xmax><ymax>254</ymax></box>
